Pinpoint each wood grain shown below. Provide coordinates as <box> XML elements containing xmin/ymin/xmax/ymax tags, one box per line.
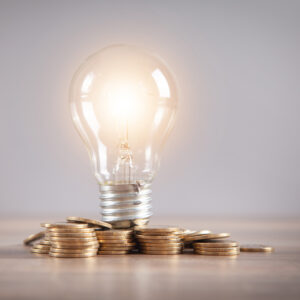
<box><xmin>0</xmin><ymin>216</ymin><xmax>300</xmax><ymax>300</ymax></box>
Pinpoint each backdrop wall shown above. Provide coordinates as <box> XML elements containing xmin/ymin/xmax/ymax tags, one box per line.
<box><xmin>0</xmin><ymin>0</ymin><xmax>299</xmax><ymax>216</ymax></box>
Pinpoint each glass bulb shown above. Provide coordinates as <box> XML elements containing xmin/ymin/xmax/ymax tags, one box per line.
<box><xmin>69</xmin><ymin>45</ymin><xmax>177</xmax><ymax>227</ymax></box>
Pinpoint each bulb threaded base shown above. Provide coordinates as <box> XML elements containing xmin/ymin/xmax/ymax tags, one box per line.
<box><xmin>99</xmin><ymin>182</ymin><xmax>152</xmax><ymax>228</ymax></box>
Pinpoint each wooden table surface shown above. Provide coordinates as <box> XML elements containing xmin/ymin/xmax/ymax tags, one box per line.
<box><xmin>1</xmin><ymin>216</ymin><xmax>300</xmax><ymax>300</ymax></box>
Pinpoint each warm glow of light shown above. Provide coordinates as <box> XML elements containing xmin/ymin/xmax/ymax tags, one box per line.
<box><xmin>107</xmin><ymin>84</ymin><xmax>141</xmax><ymax>120</ymax></box>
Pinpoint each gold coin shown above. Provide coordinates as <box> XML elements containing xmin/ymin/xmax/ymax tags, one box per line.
<box><xmin>32</xmin><ymin>244</ymin><xmax>51</xmax><ymax>250</ymax></box>
<box><xmin>135</xmin><ymin>225</ymin><xmax>181</xmax><ymax>233</ymax></box>
<box><xmin>50</xmin><ymin>232</ymin><xmax>96</xmax><ymax>238</ymax></box>
<box><xmin>39</xmin><ymin>240</ymin><xmax>51</xmax><ymax>245</ymax></box>
<box><xmin>136</xmin><ymin>234</ymin><xmax>181</xmax><ymax>240</ymax></box>
<box><xmin>140</xmin><ymin>250</ymin><xmax>182</xmax><ymax>255</ymax></box>
<box><xmin>135</xmin><ymin>228</ymin><xmax>184</xmax><ymax>236</ymax></box>
<box><xmin>41</xmin><ymin>222</ymin><xmax>88</xmax><ymax>229</ymax></box>
<box><xmin>196</xmin><ymin>247</ymin><xmax>239</xmax><ymax>253</ymax></box>
<box><xmin>97</xmin><ymin>238</ymin><xmax>134</xmax><ymax>243</ymax></box>
<box><xmin>98</xmin><ymin>250</ymin><xmax>129</xmax><ymax>255</ymax></box>
<box><xmin>194</xmin><ymin>250</ymin><xmax>239</xmax><ymax>256</ymax></box>
<box><xmin>66</xmin><ymin>217</ymin><xmax>112</xmax><ymax>229</ymax></box>
<box><xmin>240</xmin><ymin>244</ymin><xmax>274</xmax><ymax>252</ymax></box>
<box><xmin>193</xmin><ymin>240</ymin><xmax>239</xmax><ymax>248</ymax></box>
<box><xmin>137</xmin><ymin>239</ymin><xmax>181</xmax><ymax>244</ymax></box>
<box><xmin>179</xmin><ymin>229</ymin><xmax>197</xmax><ymax>238</ymax></box>
<box><xmin>111</xmin><ymin>220</ymin><xmax>132</xmax><ymax>229</ymax></box>
<box><xmin>138</xmin><ymin>240</ymin><xmax>183</xmax><ymax>245</ymax></box>
<box><xmin>181</xmin><ymin>229</ymin><xmax>197</xmax><ymax>235</ymax></box>
<box><xmin>50</xmin><ymin>247</ymin><xmax>98</xmax><ymax>253</ymax></box>
<box><xmin>185</xmin><ymin>233</ymin><xmax>230</xmax><ymax>242</ymax></box>
<box><xmin>48</xmin><ymin>228</ymin><xmax>95</xmax><ymax>233</ymax></box>
<box><xmin>183</xmin><ymin>230</ymin><xmax>212</xmax><ymax>237</ymax></box>
<box><xmin>49</xmin><ymin>252</ymin><xmax>97</xmax><ymax>258</ymax></box>
<box><xmin>99</xmin><ymin>242</ymin><xmax>136</xmax><ymax>247</ymax></box>
<box><xmin>24</xmin><ymin>231</ymin><xmax>45</xmax><ymax>245</ymax></box>
<box><xmin>132</xmin><ymin>218</ymin><xmax>149</xmax><ymax>227</ymax></box>
<box><xmin>139</xmin><ymin>242</ymin><xmax>182</xmax><ymax>246</ymax></box>
<box><xmin>50</xmin><ymin>236</ymin><xmax>97</xmax><ymax>241</ymax></box>
<box><xmin>140</xmin><ymin>244</ymin><xmax>183</xmax><ymax>250</ymax></box>
<box><xmin>194</xmin><ymin>246</ymin><xmax>239</xmax><ymax>252</ymax></box>
<box><xmin>100</xmin><ymin>246</ymin><xmax>134</xmax><ymax>251</ymax></box>
<box><xmin>51</xmin><ymin>241</ymin><xmax>99</xmax><ymax>247</ymax></box>
<box><xmin>31</xmin><ymin>248</ymin><xmax>49</xmax><ymax>254</ymax></box>
<box><xmin>95</xmin><ymin>230</ymin><xmax>133</xmax><ymax>236</ymax></box>
<box><xmin>95</xmin><ymin>235</ymin><xmax>132</xmax><ymax>240</ymax></box>
<box><xmin>180</xmin><ymin>230</ymin><xmax>212</xmax><ymax>239</ymax></box>
<box><xmin>51</xmin><ymin>244</ymin><xmax>99</xmax><ymax>249</ymax></box>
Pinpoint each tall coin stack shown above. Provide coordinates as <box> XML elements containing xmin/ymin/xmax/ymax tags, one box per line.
<box><xmin>135</xmin><ymin>226</ymin><xmax>183</xmax><ymax>255</ymax></box>
<box><xmin>44</xmin><ymin>222</ymin><xmax>99</xmax><ymax>258</ymax></box>
<box><xmin>96</xmin><ymin>229</ymin><xmax>136</xmax><ymax>255</ymax></box>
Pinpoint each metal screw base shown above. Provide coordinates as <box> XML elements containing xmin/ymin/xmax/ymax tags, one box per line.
<box><xmin>99</xmin><ymin>182</ymin><xmax>152</xmax><ymax>229</ymax></box>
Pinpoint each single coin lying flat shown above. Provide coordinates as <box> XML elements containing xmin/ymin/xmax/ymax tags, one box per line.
<box><xmin>240</xmin><ymin>244</ymin><xmax>274</xmax><ymax>252</ymax></box>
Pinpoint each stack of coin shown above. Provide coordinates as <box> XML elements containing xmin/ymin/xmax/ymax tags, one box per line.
<box><xmin>96</xmin><ymin>229</ymin><xmax>135</xmax><ymax>255</ymax></box>
<box><xmin>32</xmin><ymin>233</ymin><xmax>51</xmax><ymax>254</ymax></box>
<box><xmin>31</xmin><ymin>240</ymin><xmax>51</xmax><ymax>254</ymax></box>
<box><xmin>193</xmin><ymin>239</ymin><xmax>240</xmax><ymax>256</ymax></box>
<box><xmin>43</xmin><ymin>222</ymin><xmax>99</xmax><ymax>258</ymax></box>
<box><xmin>135</xmin><ymin>226</ymin><xmax>183</xmax><ymax>255</ymax></box>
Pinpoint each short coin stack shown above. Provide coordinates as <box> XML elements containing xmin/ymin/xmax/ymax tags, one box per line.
<box><xmin>193</xmin><ymin>240</ymin><xmax>240</xmax><ymax>256</ymax></box>
<box><xmin>96</xmin><ymin>229</ymin><xmax>135</xmax><ymax>255</ymax></box>
<box><xmin>184</xmin><ymin>231</ymin><xmax>240</xmax><ymax>256</ymax></box>
<box><xmin>135</xmin><ymin>226</ymin><xmax>183</xmax><ymax>255</ymax></box>
<box><xmin>45</xmin><ymin>222</ymin><xmax>99</xmax><ymax>258</ymax></box>
<box><xmin>31</xmin><ymin>233</ymin><xmax>51</xmax><ymax>254</ymax></box>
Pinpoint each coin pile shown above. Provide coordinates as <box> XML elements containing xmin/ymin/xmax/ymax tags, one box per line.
<box><xmin>45</xmin><ymin>222</ymin><xmax>99</xmax><ymax>258</ymax></box>
<box><xmin>24</xmin><ymin>216</ymin><xmax>274</xmax><ymax>258</ymax></box>
<box><xmin>96</xmin><ymin>229</ymin><xmax>136</xmax><ymax>255</ymax></box>
<box><xmin>135</xmin><ymin>226</ymin><xmax>183</xmax><ymax>255</ymax></box>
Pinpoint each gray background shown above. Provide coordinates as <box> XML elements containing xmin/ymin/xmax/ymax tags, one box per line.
<box><xmin>0</xmin><ymin>0</ymin><xmax>299</xmax><ymax>217</ymax></box>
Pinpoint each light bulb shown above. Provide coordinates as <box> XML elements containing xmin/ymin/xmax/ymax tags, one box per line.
<box><xmin>69</xmin><ymin>45</ymin><xmax>177</xmax><ymax>228</ymax></box>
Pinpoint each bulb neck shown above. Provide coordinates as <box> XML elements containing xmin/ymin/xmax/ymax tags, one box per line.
<box><xmin>99</xmin><ymin>182</ymin><xmax>152</xmax><ymax>228</ymax></box>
